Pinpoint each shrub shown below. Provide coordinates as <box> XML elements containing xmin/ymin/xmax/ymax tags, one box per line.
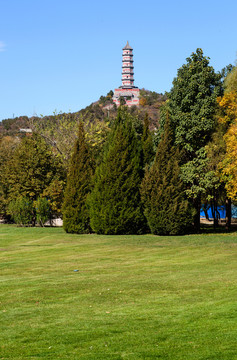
<box><xmin>8</xmin><ymin>197</ymin><xmax>34</xmax><ymax>226</ymax></box>
<box><xmin>35</xmin><ymin>197</ymin><xmax>51</xmax><ymax>226</ymax></box>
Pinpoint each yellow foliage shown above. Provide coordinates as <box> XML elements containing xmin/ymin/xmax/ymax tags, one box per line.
<box><xmin>217</xmin><ymin>91</ymin><xmax>237</xmax><ymax>124</ymax></box>
<box><xmin>139</xmin><ymin>97</ymin><xmax>147</xmax><ymax>106</ymax></box>
<box><xmin>218</xmin><ymin>90</ymin><xmax>237</xmax><ymax>199</ymax></box>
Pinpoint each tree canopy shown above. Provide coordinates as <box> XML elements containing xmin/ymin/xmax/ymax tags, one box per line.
<box><xmin>4</xmin><ymin>134</ymin><xmax>65</xmax><ymax>222</ymax></box>
<box><xmin>166</xmin><ymin>48</ymin><xmax>223</xmax><ymax>230</ymax></box>
<box><xmin>217</xmin><ymin>67</ymin><xmax>237</xmax><ymax>200</ymax></box>
<box><xmin>168</xmin><ymin>48</ymin><xmax>222</xmax><ymax>155</ymax></box>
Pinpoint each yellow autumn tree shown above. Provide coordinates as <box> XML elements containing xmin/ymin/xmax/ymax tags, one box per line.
<box><xmin>217</xmin><ymin>67</ymin><xmax>237</xmax><ymax>199</ymax></box>
<box><xmin>139</xmin><ymin>97</ymin><xmax>147</xmax><ymax>106</ymax></box>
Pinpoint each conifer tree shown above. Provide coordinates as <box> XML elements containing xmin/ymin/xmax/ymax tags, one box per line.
<box><xmin>141</xmin><ymin>113</ymin><xmax>155</xmax><ymax>167</ymax></box>
<box><xmin>88</xmin><ymin>108</ymin><xmax>146</xmax><ymax>235</ymax></box>
<box><xmin>62</xmin><ymin>122</ymin><xmax>93</xmax><ymax>233</ymax></box>
<box><xmin>141</xmin><ymin>118</ymin><xmax>193</xmax><ymax>235</ymax></box>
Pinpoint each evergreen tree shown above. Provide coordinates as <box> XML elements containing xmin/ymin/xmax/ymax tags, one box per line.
<box><xmin>62</xmin><ymin>122</ymin><xmax>93</xmax><ymax>233</ymax></box>
<box><xmin>141</xmin><ymin>119</ymin><xmax>193</xmax><ymax>235</ymax></box>
<box><xmin>0</xmin><ymin>136</ymin><xmax>18</xmax><ymax>220</ymax></box>
<box><xmin>88</xmin><ymin>108</ymin><xmax>146</xmax><ymax>235</ymax></box>
<box><xmin>141</xmin><ymin>113</ymin><xmax>155</xmax><ymax>166</ymax></box>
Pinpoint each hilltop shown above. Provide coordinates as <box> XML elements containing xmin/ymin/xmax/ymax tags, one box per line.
<box><xmin>0</xmin><ymin>89</ymin><xmax>167</xmax><ymax>137</ymax></box>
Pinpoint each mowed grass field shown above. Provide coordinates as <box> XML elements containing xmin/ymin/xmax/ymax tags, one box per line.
<box><xmin>0</xmin><ymin>225</ymin><xmax>237</xmax><ymax>360</ymax></box>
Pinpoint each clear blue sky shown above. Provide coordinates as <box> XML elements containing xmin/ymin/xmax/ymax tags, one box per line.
<box><xmin>0</xmin><ymin>0</ymin><xmax>236</xmax><ymax>120</ymax></box>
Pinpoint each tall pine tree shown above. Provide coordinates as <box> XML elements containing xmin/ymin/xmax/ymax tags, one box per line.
<box><xmin>62</xmin><ymin>122</ymin><xmax>93</xmax><ymax>233</ymax></box>
<box><xmin>141</xmin><ymin>118</ymin><xmax>193</xmax><ymax>235</ymax></box>
<box><xmin>88</xmin><ymin>108</ymin><xmax>146</xmax><ymax>235</ymax></box>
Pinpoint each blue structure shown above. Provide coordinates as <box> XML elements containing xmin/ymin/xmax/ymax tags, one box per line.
<box><xmin>200</xmin><ymin>204</ymin><xmax>237</xmax><ymax>219</ymax></box>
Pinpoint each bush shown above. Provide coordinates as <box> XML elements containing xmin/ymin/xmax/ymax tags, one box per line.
<box><xmin>8</xmin><ymin>197</ymin><xmax>34</xmax><ymax>226</ymax></box>
<box><xmin>35</xmin><ymin>197</ymin><xmax>51</xmax><ymax>226</ymax></box>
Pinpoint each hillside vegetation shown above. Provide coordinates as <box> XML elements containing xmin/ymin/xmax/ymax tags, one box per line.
<box><xmin>0</xmin><ymin>89</ymin><xmax>167</xmax><ymax>137</ymax></box>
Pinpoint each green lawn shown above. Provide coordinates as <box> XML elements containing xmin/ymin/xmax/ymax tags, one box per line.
<box><xmin>0</xmin><ymin>225</ymin><xmax>237</xmax><ymax>359</ymax></box>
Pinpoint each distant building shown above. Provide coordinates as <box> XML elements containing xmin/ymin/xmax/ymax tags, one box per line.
<box><xmin>19</xmin><ymin>128</ymin><xmax>32</xmax><ymax>134</ymax></box>
<box><xmin>113</xmin><ymin>41</ymin><xmax>140</xmax><ymax>107</ymax></box>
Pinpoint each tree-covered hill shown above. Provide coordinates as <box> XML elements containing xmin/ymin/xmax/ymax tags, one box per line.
<box><xmin>0</xmin><ymin>89</ymin><xmax>167</xmax><ymax>137</ymax></box>
<box><xmin>0</xmin><ymin>90</ymin><xmax>166</xmax><ymax>170</ymax></box>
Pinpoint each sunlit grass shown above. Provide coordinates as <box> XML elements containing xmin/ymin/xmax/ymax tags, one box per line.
<box><xmin>0</xmin><ymin>225</ymin><xmax>237</xmax><ymax>359</ymax></box>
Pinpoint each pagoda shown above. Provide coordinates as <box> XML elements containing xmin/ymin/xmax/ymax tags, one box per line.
<box><xmin>113</xmin><ymin>41</ymin><xmax>140</xmax><ymax>106</ymax></box>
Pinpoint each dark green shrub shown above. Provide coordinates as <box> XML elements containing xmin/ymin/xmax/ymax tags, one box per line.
<box><xmin>62</xmin><ymin>122</ymin><xmax>94</xmax><ymax>233</ymax></box>
<box><xmin>141</xmin><ymin>119</ymin><xmax>194</xmax><ymax>235</ymax></box>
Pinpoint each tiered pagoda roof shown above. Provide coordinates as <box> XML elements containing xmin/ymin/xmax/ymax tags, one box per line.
<box><xmin>122</xmin><ymin>41</ymin><xmax>133</xmax><ymax>50</ymax></box>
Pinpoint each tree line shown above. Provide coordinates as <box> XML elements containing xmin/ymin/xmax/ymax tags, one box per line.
<box><xmin>1</xmin><ymin>48</ymin><xmax>237</xmax><ymax>234</ymax></box>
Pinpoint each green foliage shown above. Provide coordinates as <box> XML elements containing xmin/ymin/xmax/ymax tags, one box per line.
<box><xmin>30</xmin><ymin>105</ymin><xmax>112</xmax><ymax>168</ymax></box>
<box><xmin>35</xmin><ymin>197</ymin><xmax>51</xmax><ymax>226</ymax></box>
<box><xmin>62</xmin><ymin>122</ymin><xmax>94</xmax><ymax>234</ymax></box>
<box><xmin>154</xmin><ymin>102</ymin><xmax>168</xmax><ymax>146</ymax></box>
<box><xmin>141</xmin><ymin>119</ymin><xmax>194</xmax><ymax>235</ymax></box>
<box><xmin>0</xmin><ymin>136</ymin><xmax>19</xmax><ymax>219</ymax></box>
<box><xmin>141</xmin><ymin>113</ymin><xmax>155</xmax><ymax>166</ymax></box>
<box><xmin>139</xmin><ymin>89</ymin><xmax>165</xmax><ymax>107</ymax></box>
<box><xmin>5</xmin><ymin>134</ymin><xmax>65</xmax><ymax>217</ymax></box>
<box><xmin>224</xmin><ymin>66</ymin><xmax>237</xmax><ymax>93</ymax></box>
<box><xmin>219</xmin><ymin>64</ymin><xmax>234</xmax><ymax>84</ymax></box>
<box><xmin>180</xmin><ymin>147</ymin><xmax>218</xmax><ymax>199</ymax></box>
<box><xmin>99</xmin><ymin>90</ymin><xmax>114</xmax><ymax>105</ymax></box>
<box><xmin>8</xmin><ymin>197</ymin><xmax>33</xmax><ymax>226</ymax></box>
<box><xmin>165</xmin><ymin>49</ymin><xmax>223</xmax><ymax>231</ymax></box>
<box><xmin>169</xmin><ymin>48</ymin><xmax>222</xmax><ymax>154</ymax></box>
<box><xmin>42</xmin><ymin>179</ymin><xmax>65</xmax><ymax>218</ymax></box>
<box><xmin>30</xmin><ymin>112</ymin><xmax>79</xmax><ymax>166</ymax></box>
<box><xmin>88</xmin><ymin>108</ymin><xmax>146</xmax><ymax>235</ymax></box>
<box><xmin>119</xmin><ymin>96</ymin><xmax>126</xmax><ymax>105</ymax></box>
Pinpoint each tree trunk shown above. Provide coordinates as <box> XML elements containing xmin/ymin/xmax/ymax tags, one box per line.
<box><xmin>213</xmin><ymin>195</ymin><xmax>219</xmax><ymax>231</ymax></box>
<box><xmin>193</xmin><ymin>196</ymin><xmax>201</xmax><ymax>233</ymax></box>
<box><xmin>225</xmin><ymin>198</ymin><xmax>231</xmax><ymax>231</ymax></box>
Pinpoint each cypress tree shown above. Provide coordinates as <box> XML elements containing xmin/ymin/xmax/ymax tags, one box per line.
<box><xmin>141</xmin><ymin>118</ymin><xmax>193</xmax><ymax>235</ymax></box>
<box><xmin>141</xmin><ymin>113</ymin><xmax>155</xmax><ymax>167</ymax></box>
<box><xmin>88</xmin><ymin>108</ymin><xmax>146</xmax><ymax>235</ymax></box>
<box><xmin>62</xmin><ymin>122</ymin><xmax>93</xmax><ymax>233</ymax></box>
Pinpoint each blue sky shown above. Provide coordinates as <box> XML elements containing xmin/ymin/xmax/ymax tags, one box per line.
<box><xmin>0</xmin><ymin>0</ymin><xmax>236</xmax><ymax>120</ymax></box>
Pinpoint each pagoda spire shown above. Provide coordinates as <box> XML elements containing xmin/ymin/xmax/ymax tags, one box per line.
<box><xmin>112</xmin><ymin>41</ymin><xmax>140</xmax><ymax>107</ymax></box>
<box><xmin>123</xmin><ymin>41</ymin><xmax>132</xmax><ymax>50</ymax></box>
